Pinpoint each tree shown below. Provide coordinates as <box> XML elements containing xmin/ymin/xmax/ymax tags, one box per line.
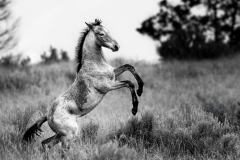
<box><xmin>60</xmin><ymin>49</ymin><xmax>69</xmax><ymax>62</ymax></box>
<box><xmin>0</xmin><ymin>53</ymin><xmax>30</xmax><ymax>67</ymax></box>
<box><xmin>40</xmin><ymin>46</ymin><xmax>59</xmax><ymax>64</ymax></box>
<box><xmin>49</xmin><ymin>46</ymin><xmax>58</xmax><ymax>62</ymax></box>
<box><xmin>40</xmin><ymin>46</ymin><xmax>70</xmax><ymax>64</ymax></box>
<box><xmin>0</xmin><ymin>0</ymin><xmax>18</xmax><ymax>53</ymax></box>
<box><xmin>137</xmin><ymin>0</ymin><xmax>240</xmax><ymax>60</ymax></box>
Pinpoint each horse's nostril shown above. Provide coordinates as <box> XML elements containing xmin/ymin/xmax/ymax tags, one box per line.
<box><xmin>114</xmin><ymin>45</ymin><xmax>119</xmax><ymax>51</ymax></box>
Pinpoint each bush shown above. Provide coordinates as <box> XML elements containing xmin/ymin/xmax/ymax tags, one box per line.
<box><xmin>108</xmin><ymin>111</ymin><xmax>200</xmax><ymax>155</ymax></box>
<box><xmin>109</xmin><ymin>111</ymin><xmax>155</xmax><ymax>150</ymax></box>
<box><xmin>216</xmin><ymin>133</ymin><xmax>240</xmax><ymax>156</ymax></box>
<box><xmin>0</xmin><ymin>62</ymin><xmax>73</xmax><ymax>93</ymax></box>
<box><xmin>107</xmin><ymin>108</ymin><xmax>240</xmax><ymax>158</ymax></box>
<box><xmin>81</xmin><ymin>122</ymin><xmax>99</xmax><ymax>143</ymax></box>
<box><xmin>0</xmin><ymin>69</ymin><xmax>34</xmax><ymax>92</ymax></box>
<box><xmin>0</xmin><ymin>104</ymin><xmax>38</xmax><ymax>157</ymax></box>
<box><xmin>0</xmin><ymin>99</ymin><xmax>54</xmax><ymax>158</ymax></box>
<box><xmin>196</xmin><ymin>93</ymin><xmax>240</xmax><ymax>130</ymax></box>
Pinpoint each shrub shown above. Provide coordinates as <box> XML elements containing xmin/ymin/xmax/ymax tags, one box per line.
<box><xmin>0</xmin><ymin>70</ymin><xmax>32</xmax><ymax>92</ymax></box>
<box><xmin>110</xmin><ymin>111</ymin><xmax>156</xmax><ymax>149</ymax></box>
<box><xmin>0</xmin><ymin>62</ymin><xmax>73</xmax><ymax>93</ymax></box>
<box><xmin>109</xmin><ymin>111</ymin><xmax>200</xmax><ymax>155</ymax></box>
<box><xmin>0</xmin><ymin>67</ymin><xmax>40</xmax><ymax>92</ymax></box>
<box><xmin>10</xmin><ymin>106</ymin><xmax>37</xmax><ymax>135</ymax></box>
<box><xmin>196</xmin><ymin>93</ymin><xmax>240</xmax><ymax>130</ymax></box>
<box><xmin>81</xmin><ymin>121</ymin><xmax>99</xmax><ymax>143</ymax></box>
<box><xmin>215</xmin><ymin>133</ymin><xmax>240</xmax><ymax>156</ymax></box>
<box><xmin>0</xmin><ymin>104</ymin><xmax>38</xmax><ymax>157</ymax></box>
<box><xmin>108</xmin><ymin>108</ymin><xmax>239</xmax><ymax>157</ymax></box>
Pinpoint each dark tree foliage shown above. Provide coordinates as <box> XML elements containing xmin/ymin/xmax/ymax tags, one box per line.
<box><xmin>0</xmin><ymin>54</ymin><xmax>30</xmax><ymax>68</ymax></box>
<box><xmin>60</xmin><ymin>49</ymin><xmax>69</xmax><ymax>62</ymax></box>
<box><xmin>0</xmin><ymin>0</ymin><xmax>18</xmax><ymax>53</ymax></box>
<box><xmin>41</xmin><ymin>46</ymin><xmax>59</xmax><ymax>64</ymax></box>
<box><xmin>41</xmin><ymin>46</ymin><xmax>70</xmax><ymax>64</ymax></box>
<box><xmin>137</xmin><ymin>0</ymin><xmax>240</xmax><ymax>60</ymax></box>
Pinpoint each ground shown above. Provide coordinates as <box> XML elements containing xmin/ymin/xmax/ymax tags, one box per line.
<box><xmin>1</xmin><ymin>56</ymin><xmax>240</xmax><ymax>159</ymax></box>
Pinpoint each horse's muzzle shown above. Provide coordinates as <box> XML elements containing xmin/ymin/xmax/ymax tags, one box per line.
<box><xmin>112</xmin><ymin>44</ymin><xmax>119</xmax><ymax>52</ymax></box>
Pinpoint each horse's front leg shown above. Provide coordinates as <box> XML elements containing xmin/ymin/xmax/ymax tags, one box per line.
<box><xmin>114</xmin><ymin>64</ymin><xmax>144</xmax><ymax>96</ymax></box>
<box><xmin>107</xmin><ymin>80</ymin><xmax>138</xmax><ymax>115</ymax></box>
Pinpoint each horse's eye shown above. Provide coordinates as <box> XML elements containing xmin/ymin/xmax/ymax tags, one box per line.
<box><xmin>99</xmin><ymin>33</ymin><xmax>104</xmax><ymax>36</ymax></box>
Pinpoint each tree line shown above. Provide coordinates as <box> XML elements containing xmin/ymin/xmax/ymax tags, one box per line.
<box><xmin>137</xmin><ymin>0</ymin><xmax>240</xmax><ymax>60</ymax></box>
<box><xmin>0</xmin><ymin>46</ymin><xmax>70</xmax><ymax>67</ymax></box>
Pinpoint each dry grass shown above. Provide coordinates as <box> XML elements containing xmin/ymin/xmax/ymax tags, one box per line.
<box><xmin>1</xmin><ymin>56</ymin><xmax>240</xmax><ymax>159</ymax></box>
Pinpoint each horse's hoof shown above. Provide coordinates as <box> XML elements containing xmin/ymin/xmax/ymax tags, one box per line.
<box><xmin>132</xmin><ymin>108</ymin><xmax>137</xmax><ymax>116</ymax></box>
<box><xmin>137</xmin><ymin>89</ymin><xmax>142</xmax><ymax>96</ymax></box>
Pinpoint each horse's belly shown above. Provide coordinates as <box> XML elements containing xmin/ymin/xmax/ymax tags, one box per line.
<box><xmin>79</xmin><ymin>91</ymin><xmax>104</xmax><ymax>116</ymax></box>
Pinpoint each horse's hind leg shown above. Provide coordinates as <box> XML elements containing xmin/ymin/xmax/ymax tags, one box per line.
<box><xmin>41</xmin><ymin>134</ymin><xmax>61</xmax><ymax>159</ymax></box>
<box><xmin>114</xmin><ymin>64</ymin><xmax>144</xmax><ymax>96</ymax></box>
<box><xmin>42</xmin><ymin>134</ymin><xmax>61</xmax><ymax>151</ymax></box>
<box><xmin>59</xmin><ymin>120</ymin><xmax>79</xmax><ymax>159</ymax></box>
<box><xmin>60</xmin><ymin>133</ymin><xmax>76</xmax><ymax>159</ymax></box>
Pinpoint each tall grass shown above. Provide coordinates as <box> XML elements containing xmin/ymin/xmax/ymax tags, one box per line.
<box><xmin>1</xmin><ymin>56</ymin><xmax>240</xmax><ymax>159</ymax></box>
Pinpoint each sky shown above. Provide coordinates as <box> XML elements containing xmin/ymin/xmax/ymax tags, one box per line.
<box><xmin>11</xmin><ymin>0</ymin><xmax>166</xmax><ymax>63</ymax></box>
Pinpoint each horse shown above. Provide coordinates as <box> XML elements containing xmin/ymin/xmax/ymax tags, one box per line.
<box><xmin>23</xmin><ymin>19</ymin><xmax>144</xmax><ymax>154</ymax></box>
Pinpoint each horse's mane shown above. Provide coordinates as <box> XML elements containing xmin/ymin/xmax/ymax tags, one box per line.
<box><xmin>75</xmin><ymin>19</ymin><xmax>102</xmax><ymax>73</ymax></box>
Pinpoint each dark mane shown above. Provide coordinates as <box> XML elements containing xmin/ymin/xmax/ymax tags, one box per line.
<box><xmin>75</xmin><ymin>28</ymin><xmax>89</xmax><ymax>73</ymax></box>
<box><xmin>75</xmin><ymin>19</ymin><xmax>102</xmax><ymax>73</ymax></box>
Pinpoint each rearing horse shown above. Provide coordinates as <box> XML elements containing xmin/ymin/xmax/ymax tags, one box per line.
<box><xmin>23</xmin><ymin>19</ymin><xmax>144</xmax><ymax>152</ymax></box>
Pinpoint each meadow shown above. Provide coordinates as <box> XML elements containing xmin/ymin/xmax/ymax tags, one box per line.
<box><xmin>1</xmin><ymin>56</ymin><xmax>240</xmax><ymax>160</ymax></box>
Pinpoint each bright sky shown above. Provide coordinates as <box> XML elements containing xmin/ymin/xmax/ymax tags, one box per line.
<box><xmin>11</xmin><ymin>0</ymin><xmax>163</xmax><ymax>63</ymax></box>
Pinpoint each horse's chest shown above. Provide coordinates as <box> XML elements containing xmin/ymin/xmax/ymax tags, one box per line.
<box><xmin>98</xmin><ymin>65</ymin><xmax>115</xmax><ymax>80</ymax></box>
<box><xmin>101</xmin><ymin>70</ymin><xmax>115</xmax><ymax>81</ymax></box>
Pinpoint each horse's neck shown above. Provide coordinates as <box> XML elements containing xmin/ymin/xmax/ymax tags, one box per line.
<box><xmin>81</xmin><ymin>31</ymin><xmax>106</xmax><ymax>68</ymax></box>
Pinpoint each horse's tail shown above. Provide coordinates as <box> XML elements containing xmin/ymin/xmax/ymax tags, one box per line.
<box><xmin>23</xmin><ymin>116</ymin><xmax>47</xmax><ymax>142</ymax></box>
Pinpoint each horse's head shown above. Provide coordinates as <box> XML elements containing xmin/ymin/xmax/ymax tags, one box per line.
<box><xmin>85</xmin><ymin>19</ymin><xmax>120</xmax><ymax>52</ymax></box>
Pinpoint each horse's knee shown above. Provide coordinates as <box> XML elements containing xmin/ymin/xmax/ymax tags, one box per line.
<box><xmin>124</xmin><ymin>64</ymin><xmax>134</xmax><ymax>70</ymax></box>
<box><xmin>126</xmin><ymin>81</ymin><xmax>134</xmax><ymax>89</ymax></box>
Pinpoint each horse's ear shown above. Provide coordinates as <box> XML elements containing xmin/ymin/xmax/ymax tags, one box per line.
<box><xmin>95</xmin><ymin>19</ymin><xmax>102</xmax><ymax>25</ymax></box>
<box><xmin>85</xmin><ymin>22</ymin><xmax>93</xmax><ymax>29</ymax></box>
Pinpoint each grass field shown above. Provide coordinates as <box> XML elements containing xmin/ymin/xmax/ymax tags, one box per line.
<box><xmin>1</xmin><ymin>56</ymin><xmax>240</xmax><ymax>160</ymax></box>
